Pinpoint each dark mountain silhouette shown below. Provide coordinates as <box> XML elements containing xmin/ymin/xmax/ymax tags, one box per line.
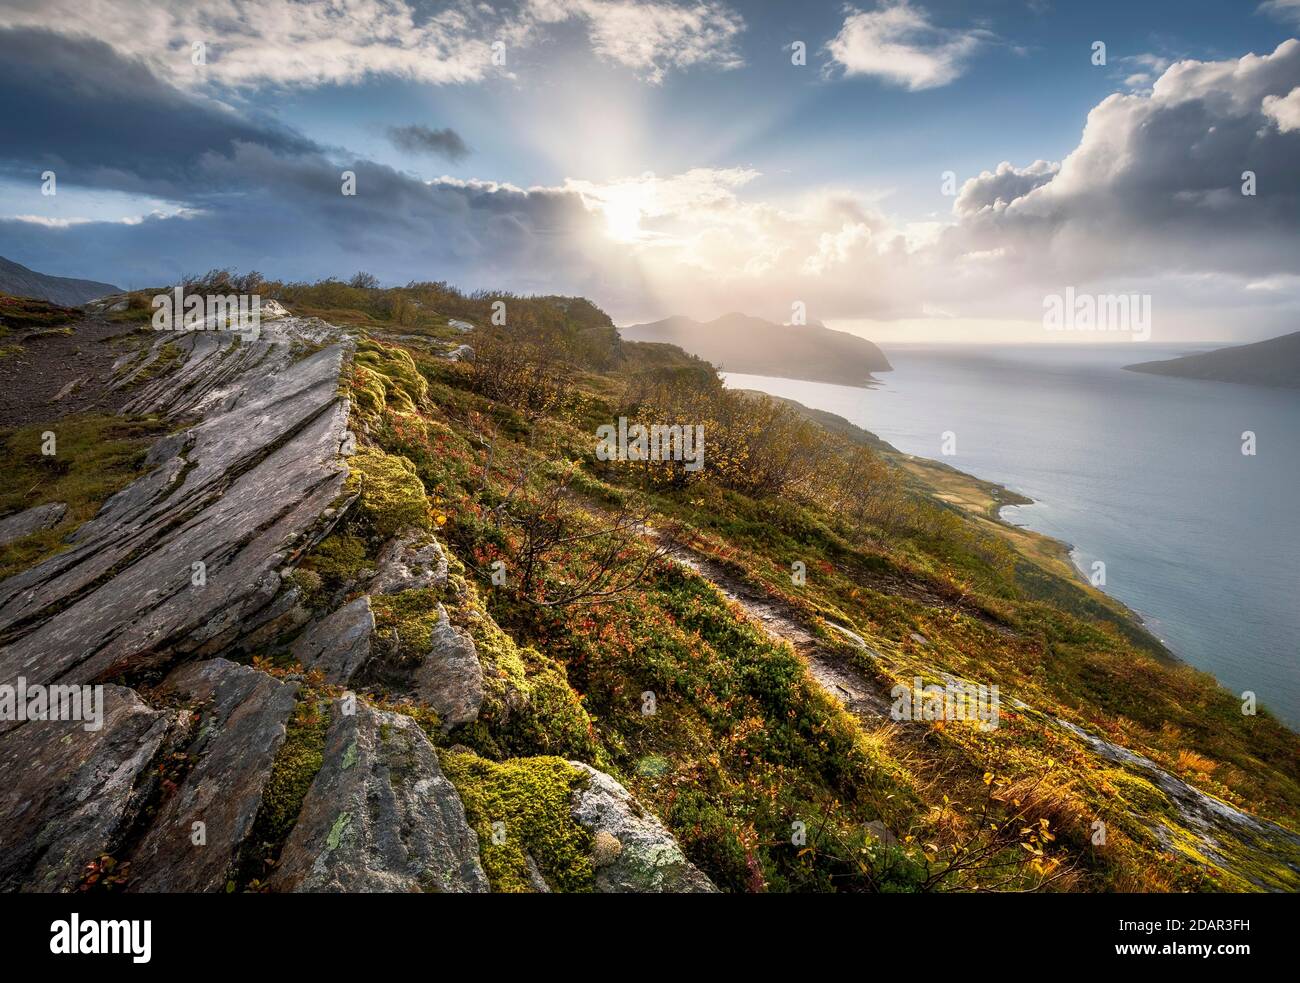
<box><xmin>620</xmin><ymin>312</ymin><xmax>891</xmax><ymax>386</ymax></box>
<box><xmin>0</xmin><ymin>255</ymin><xmax>119</xmax><ymax>306</ymax></box>
<box><xmin>1125</xmin><ymin>332</ymin><xmax>1300</xmax><ymax>389</ymax></box>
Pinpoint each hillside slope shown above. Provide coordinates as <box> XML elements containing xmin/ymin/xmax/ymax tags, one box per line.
<box><xmin>0</xmin><ymin>255</ymin><xmax>119</xmax><ymax>306</ymax></box>
<box><xmin>621</xmin><ymin>312</ymin><xmax>891</xmax><ymax>386</ymax></box>
<box><xmin>2</xmin><ymin>276</ymin><xmax>1297</xmax><ymax>893</ymax></box>
<box><xmin>1125</xmin><ymin>331</ymin><xmax>1300</xmax><ymax>389</ymax></box>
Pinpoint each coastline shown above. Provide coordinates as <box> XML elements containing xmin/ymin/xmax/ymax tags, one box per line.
<box><xmin>736</xmin><ymin>383</ymin><xmax>1179</xmax><ymax>664</ymax></box>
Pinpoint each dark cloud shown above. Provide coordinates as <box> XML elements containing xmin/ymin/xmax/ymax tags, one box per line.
<box><xmin>943</xmin><ymin>39</ymin><xmax>1300</xmax><ymax>284</ymax></box>
<box><xmin>0</xmin><ymin>28</ymin><xmax>317</xmax><ymax>197</ymax></box>
<box><xmin>0</xmin><ymin>154</ymin><xmax>604</xmax><ymax>295</ymax></box>
<box><xmin>386</xmin><ymin>125</ymin><xmax>471</xmax><ymax>162</ymax></box>
<box><xmin>0</xmin><ymin>26</ymin><xmax>605</xmax><ymax>294</ymax></box>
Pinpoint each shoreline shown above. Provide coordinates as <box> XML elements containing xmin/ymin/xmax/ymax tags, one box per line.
<box><xmin>733</xmin><ymin>381</ymin><xmax>1180</xmax><ymax>664</ymax></box>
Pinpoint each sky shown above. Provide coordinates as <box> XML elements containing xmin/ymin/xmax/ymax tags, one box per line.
<box><xmin>1</xmin><ymin>0</ymin><xmax>1298</xmax><ymax>343</ymax></box>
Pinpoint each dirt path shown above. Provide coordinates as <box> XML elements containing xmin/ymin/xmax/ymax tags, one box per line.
<box><xmin>660</xmin><ymin>538</ymin><xmax>893</xmax><ymax>724</ymax></box>
<box><xmin>657</xmin><ymin>537</ymin><xmax>1300</xmax><ymax>887</ymax></box>
<box><xmin>0</xmin><ymin>314</ymin><xmax>145</xmax><ymax>426</ymax></box>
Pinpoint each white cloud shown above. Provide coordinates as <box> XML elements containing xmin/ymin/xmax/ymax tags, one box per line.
<box><xmin>0</xmin><ymin>0</ymin><xmax>510</xmax><ymax>88</ymax></box>
<box><xmin>0</xmin><ymin>0</ymin><xmax>745</xmax><ymax>90</ymax></box>
<box><xmin>1263</xmin><ymin>85</ymin><xmax>1300</xmax><ymax>131</ymax></box>
<box><xmin>824</xmin><ymin>1</ymin><xmax>985</xmax><ymax>90</ymax></box>
<box><xmin>527</xmin><ymin>0</ymin><xmax>745</xmax><ymax>84</ymax></box>
<box><xmin>1260</xmin><ymin>0</ymin><xmax>1300</xmax><ymax>25</ymax></box>
<box><xmin>953</xmin><ymin>160</ymin><xmax>1059</xmax><ymax>217</ymax></box>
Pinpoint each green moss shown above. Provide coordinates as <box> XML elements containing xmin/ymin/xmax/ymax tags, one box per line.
<box><xmin>350</xmin><ymin>338</ymin><xmax>430</xmax><ymax>428</ymax></box>
<box><xmin>0</xmin><ymin>414</ymin><xmax>167</xmax><ymax>579</ymax></box>
<box><xmin>441</xmin><ymin>752</ymin><xmax>594</xmax><ymax>893</ymax></box>
<box><xmin>295</xmin><ymin>531</ymin><xmax>371</xmax><ymax>605</ymax></box>
<box><xmin>370</xmin><ymin>587</ymin><xmax>444</xmax><ymax>667</ymax></box>
<box><xmin>132</xmin><ymin>340</ymin><xmax>182</xmax><ymax>383</ymax></box>
<box><xmin>235</xmin><ymin>692</ymin><xmax>331</xmax><ymax>889</ymax></box>
<box><xmin>493</xmin><ymin>643</ymin><xmax>600</xmax><ymax>761</ymax></box>
<box><xmin>345</xmin><ymin>446</ymin><xmax>430</xmax><ymax>538</ymax></box>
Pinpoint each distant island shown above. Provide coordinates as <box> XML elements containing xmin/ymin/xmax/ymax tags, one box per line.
<box><xmin>619</xmin><ymin>312</ymin><xmax>891</xmax><ymax>387</ymax></box>
<box><xmin>1125</xmin><ymin>331</ymin><xmax>1300</xmax><ymax>389</ymax></box>
<box><xmin>0</xmin><ymin>256</ymin><xmax>119</xmax><ymax>306</ymax></box>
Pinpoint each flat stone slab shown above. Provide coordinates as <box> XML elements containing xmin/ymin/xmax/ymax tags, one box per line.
<box><xmin>0</xmin><ymin>502</ymin><xmax>67</xmax><ymax>547</ymax></box>
<box><xmin>269</xmin><ymin>700</ymin><xmax>488</xmax><ymax>893</ymax></box>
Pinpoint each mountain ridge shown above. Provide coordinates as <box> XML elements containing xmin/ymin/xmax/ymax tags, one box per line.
<box><xmin>620</xmin><ymin>311</ymin><xmax>891</xmax><ymax>387</ymax></box>
<box><xmin>1125</xmin><ymin>331</ymin><xmax>1300</xmax><ymax>389</ymax></box>
<box><xmin>0</xmin><ymin>255</ymin><xmax>119</xmax><ymax>306</ymax></box>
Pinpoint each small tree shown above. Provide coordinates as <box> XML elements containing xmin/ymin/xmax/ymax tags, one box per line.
<box><xmin>488</xmin><ymin>463</ymin><xmax>669</xmax><ymax>607</ymax></box>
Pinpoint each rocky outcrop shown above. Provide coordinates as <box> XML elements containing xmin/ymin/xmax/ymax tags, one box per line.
<box><xmin>568</xmin><ymin>762</ymin><xmax>716</xmax><ymax>893</ymax></box>
<box><xmin>0</xmin><ymin>502</ymin><xmax>67</xmax><ymax>547</ymax></box>
<box><xmin>126</xmin><ymin>659</ymin><xmax>299</xmax><ymax>892</ymax></box>
<box><xmin>0</xmin><ymin>313</ymin><xmax>704</xmax><ymax>895</ymax></box>
<box><xmin>0</xmin><ymin>319</ymin><xmax>353</xmax><ymax>697</ymax></box>
<box><xmin>1053</xmin><ymin>717</ymin><xmax>1300</xmax><ymax>889</ymax></box>
<box><xmin>291</xmin><ymin>596</ymin><xmax>374</xmax><ymax>684</ymax></box>
<box><xmin>0</xmin><ymin>685</ymin><xmax>177</xmax><ymax>892</ymax></box>
<box><xmin>414</xmin><ymin>604</ymin><xmax>484</xmax><ymax>730</ymax></box>
<box><xmin>269</xmin><ymin>700</ymin><xmax>488</xmax><ymax>893</ymax></box>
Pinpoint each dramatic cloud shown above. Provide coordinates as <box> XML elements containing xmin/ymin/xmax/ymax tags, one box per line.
<box><xmin>3</xmin><ymin>18</ymin><xmax>1299</xmax><ymax>341</ymax></box>
<box><xmin>1259</xmin><ymin>0</ymin><xmax>1300</xmax><ymax>26</ymax></box>
<box><xmin>0</xmin><ymin>0</ymin><xmax>745</xmax><ymax>90</ymax></box>
<box><xmin>387</xmin><ymin>125</ymin><xmax>471</xmax><ymax>161</ymax></box>
<box><xmin>824</xmin><ymin>1</ymin><xmax>986</xmax><ymax>89</ymax></box>
<box><xmin>0</xmin><ymin>28</ymin><xmax>315</xmax><ymax>195</ymax></box>
<box><xmin>944</xmin><ymin>39</ymin><xmax>1300</xmax><ymax>287</ymax></box>
<box><xmin>1263</xmin><ymin>85</ymin><xmax>1300</xmax><ymax>130</ymax></box>
<box><xmin>527</xmin><ymin>0</ymin><xmax>746</xmax><ymax>84</ymax></box>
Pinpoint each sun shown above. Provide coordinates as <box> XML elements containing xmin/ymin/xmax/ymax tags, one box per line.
<box><xmin>600</xmin><ymin>195</ymin><xmax>646</xmax><ymax>243</ymax></box>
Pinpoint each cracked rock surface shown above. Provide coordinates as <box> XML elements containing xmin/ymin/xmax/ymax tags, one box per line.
<box><xmin>269</xmin><ymin>700</ymin><xmax>488</xmax><ymax>893</ymax></box>
<box><xmin>568</xmin><ymin>761</ymin><xmax>716</xmax><ymax>893</ymax></box>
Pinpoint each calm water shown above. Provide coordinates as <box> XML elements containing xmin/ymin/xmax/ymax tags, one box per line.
<box><xmin>725</xmin><ymin>344</ymin><xmax>1300</xmax><ymax>727</ymax></box>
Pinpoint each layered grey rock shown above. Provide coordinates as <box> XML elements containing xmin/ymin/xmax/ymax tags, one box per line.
<box><xmin>0</xmin><ymin>320</ymin><xmax>352</xmax><ymax>697</ymax></box>
<box><xmin>0</xmin><ymin>502</ymin><xmax>67</xmax><ymax>547</ymax></box>
<box><xmin>268</xmin><ymin>700</ymin><xmax>488</xmax><ymax>893</ymax></box>
<box><xmin>291</xmin><ymin>596</ymin><xmax>374</xmax><ymax>684</ymax></box>
<box><xmin>370</xmin><ymin>527</ymin><xmax>448</xmax><ymax>595</ymax></box>
<box><xmin>414</xmin><ymin>604</ymin><xmax>484</xmax><ymax>731</ymax></box>
<box><xmin>567</xmin><ymin>761</ymin><xmax>716</xmax><ymax>893</ymax></box>
<box><xmin>1054</xmin><ymin>716</ymin><xmax>1300</xmax><ymax>888</ymax></box>
<box><xmin>0</xmin><ymin>685</ymin><xmax>176</xmax><ymax>892</ymax></box>
<box><xmin>441</xmin><ymin>344</ymin><xmax>474</xmax><ymax>362</ymax></box>
<box><xmin>126</xmin><ymin>659</ymin><xmax>299</xmax><ymax>892</ymax></box>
